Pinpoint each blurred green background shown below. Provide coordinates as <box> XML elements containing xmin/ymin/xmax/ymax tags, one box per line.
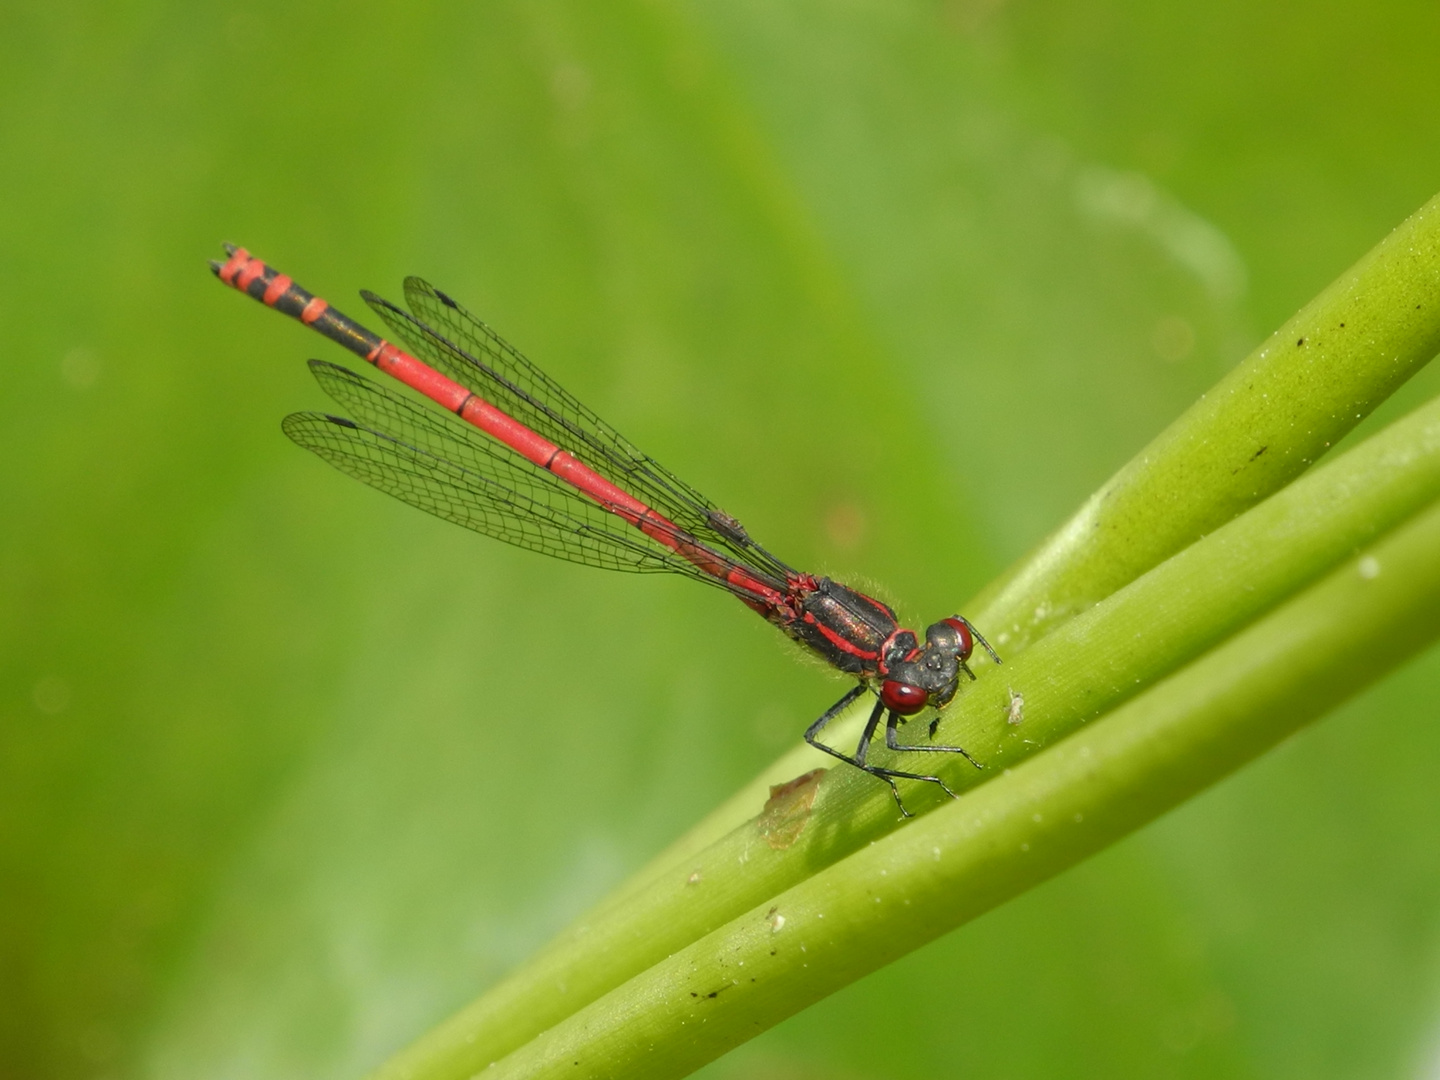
<box><xmin>4</xmin><ymin>2</ymin><xmax>1440</xmax><ymax>1078</ymax></box>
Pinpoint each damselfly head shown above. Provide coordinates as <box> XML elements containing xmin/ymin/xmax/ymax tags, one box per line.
<box><xmin>879</xmin><ymin>615</ymin><xmax>1002</xmax><ymax>716</ymax></box>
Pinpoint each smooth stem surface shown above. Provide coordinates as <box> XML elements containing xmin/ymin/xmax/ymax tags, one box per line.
<box><xmin>372</xmin><ymin>392</ymin><xmax>1440</xmax><ymax>1080</ymax></box>
<box><xmin>641</xmin><ymin>188</ymin><xmax>1440</xmax><ymax>871</ymax></box>
<box><xmin>487</xmin><ymin>499</ymin><xmax>1440</xmax><ymax>1079</ymax></box>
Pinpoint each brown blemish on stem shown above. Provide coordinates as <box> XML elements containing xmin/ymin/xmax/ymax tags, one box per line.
<box><xmin>756</xmin><ymin>768</ymin><xmax>826</xmax><ymax>849</ymax></box>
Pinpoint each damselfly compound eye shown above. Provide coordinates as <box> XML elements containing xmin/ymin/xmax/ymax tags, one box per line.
<box><xmin>880</xmin><ymin>680</ymin><xmax>929</xmax><ymax>715</ymax></box>
<box><xmin>943</xmin><ymin>616</ymin><xmax>975</xmax><ymax>660</ymax></box>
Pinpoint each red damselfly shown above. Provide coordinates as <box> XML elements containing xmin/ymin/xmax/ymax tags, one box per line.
<box><xmin>212</xmin><ymin>245</ymin><xmax>1000</xmax><ymax>815</ymax></box>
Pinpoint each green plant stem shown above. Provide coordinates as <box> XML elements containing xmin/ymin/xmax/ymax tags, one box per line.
<box><xmin>485</xmin><ymin>498</ymin><xmax>1440</xmax><ymax>1080</ymax></box>
<box><xmin>371</xmin><ymin>391</ymin><xmax>1440</xmax><ymax>1080</ymax></box>
<box><xmin>638</xmin><ymin>189</ymin><xmax>1440</xmax><ymax>873</ymax></box>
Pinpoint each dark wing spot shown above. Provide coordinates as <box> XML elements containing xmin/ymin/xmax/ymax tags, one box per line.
<box><xmin>435</xmin><ymin>289</ymin><xmax>459</xmax><ymax>309</ymax></box>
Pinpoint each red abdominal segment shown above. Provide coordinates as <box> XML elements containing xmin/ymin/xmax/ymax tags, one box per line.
<box><xmin>216</xmin><ymin>247</ymin><xmax>786</xmax><ymax>612</ymax></box>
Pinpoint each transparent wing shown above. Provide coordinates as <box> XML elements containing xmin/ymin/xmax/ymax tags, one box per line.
<box><xmin>357</xmin><ymin>280</ymin><xmax>797</xmax><ymax>583</ymax></box>
<box><xmin>284</xmin><ymin>361</ymin><xmax>772</xmax><ymax>585</ymax></box>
